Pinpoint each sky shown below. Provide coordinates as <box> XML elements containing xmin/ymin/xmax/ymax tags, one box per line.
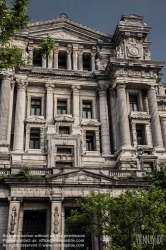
<box><xmin>7</xmin><ymin>0</ymin><xmax>166</xmax><ymax>81</ymax></box>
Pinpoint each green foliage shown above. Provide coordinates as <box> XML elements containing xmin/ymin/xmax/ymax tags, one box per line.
<box><xmin>128</xmin><ymin>171</ymin><xmax>138</xmax><ymax>180</ymax></box>
<box><xmin>67</xmin><ymin>187</ymin><xmax>166</xmax><ymax>250</ymax></box>
<box><xmin>149</xmin><ymin>164</ymin><xmax>166</xmax><ymax>189</ymax></box>
<box><xmin>38</xmin><ymin>35</ymin><xmax>56</xmax><ymax>59</ymax></box>
<box><xmin>19</xmin><ymin>166</ymin><xmax>33</xmax><ymax>180</ymax></box>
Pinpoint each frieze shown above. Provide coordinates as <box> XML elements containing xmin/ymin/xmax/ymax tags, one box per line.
<box><xmin>54</xmin><ymin>114</ymin><xmax>75</xmax><ymax>122</ymax></box>
<box><xmin>129</xmin><ymin>112</ymin><xmax>151</xmax><ymax>120</ymax></box>
<box><xmin>81</xmin><ymin>119</ymin><xmax>101</xmax><ymax>127</ymax></box>
<box><xmin>114</xmin><ymin>69</ymin><xmax>157</xmax><ymax>79</ymax></box>
<box><xmin>25</xmin><ymin>116</ymin><xmax>46</xmax><ymax>124</ymax></box>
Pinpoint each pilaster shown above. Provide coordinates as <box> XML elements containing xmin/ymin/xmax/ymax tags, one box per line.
<box><xmin>72</xmin><ymin>45</ymin><xmax>78</xmax><ymax>70</ymax></box>
<box><xmin>67</xmin><ymin>50</ymin><xmax>72</xmax><ymax>70</ymax></box>
<box><xmin>71</xmin><ymin>85</ymin><xmax>81</xmax><ymax>126</ymax></box>
<box><xmin>91</xmin><ymin>53</ymin><xmax>96</xmax><ymax>71</ymax></box>
<box><xmin>53</xmin><ymin>51</ymin><xmax>59</xmax><ymax>69</ymax></box>
<box><xmin>78</xmin><ymin>51</ymin><xmax>83</xmax><ymax>71</ymax></box>
<box><xmin>160</xmin><ymin>115</ymin><xmax>166</xmax><ymax>148</ymax></box>
<box><xmin>48</xmin><ymin>50</ymin><xmax>53</xmax><ymax>69</ymax></box>
<box><xmin>46</xmin><ymin>83</ymin><xmax>55</xmax><ymax>124</ymax></box>
<box><xmin>42</xmin><ymin>56</ymin><xmax>47</xmax><ymax>68</ymax></box>
<box><xmin>7</xmin><ymin>79</ymin><xmax>15</xmax><ymax>144</ymax></box>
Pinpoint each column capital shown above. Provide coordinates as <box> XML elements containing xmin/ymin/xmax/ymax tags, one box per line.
<box><xmin>16</xmin><ymin>78</ymin><xmax>28</xmax><ymax>90</ymax></box>
<box><xmin>45</xmin><ymin>83</ymin><xmax>55</xmax><ymax>89</ymax></box>
<box><xmin>10</xmin><ymin>79</ymin><xmax>15</xmax><ymax>90</ymax></box>
<box><xmin>67</xmin><ymin>49</ymin><xmax>72</xmax><ymax>55</ymax></box>
<box><xmin>109</xmin><ymin>88</ymin><xmax>117</xmax><ymax>96</ymax></box>
<box><xmin>71</xmin><ymin>85</ymin><xmax>81</xmax><ymax>90</ymax></box>
<box><xmin>116</xmin><ymin>83</ymin><xmax>127</xmax><ymax>90</ymax></box>
<box><xmin>0</xmin><ymin>74</ymin><xmax>13</xmax><ymax>82</ymax></box>
<box><xmin>147</xmin><ymin>85</ymin><xmax>158</xmax><ymax>92</ymax></box>
<box><xmin>78</xmin><ymin>51</ymin><xmax>83</xmax><ymax>56</ymax></box>
<box><xmin>91</xmin><ymin>52</ymin><xmax>96</xmax><ymax>57</ymax></box>
<box><xmin>97</xmin><ymin>84</ymin><xmax>108</xmax><ymax>94</ymax></box>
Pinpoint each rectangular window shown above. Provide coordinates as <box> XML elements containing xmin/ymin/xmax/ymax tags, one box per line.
<box><xmin>30</xmin><ymin>99</ymin><xmax>41</xmax><ymax>116</ymax></box>
<box><xmin>30</xmin><ymin>129</ymin><xmax>40</xmax><ymax>149</ymax></box>
<box><xmin>59</xmin><ymin>126</ymin><xmax>70</xmax><ymax>134</ymax></box>
<box><xmin>58</xmin><ymin>51</ymin><xmax>67</xmax><ymax>69</ymax></box>
<box><xmin>57</xmin><ymin>101</ymin><xmax>67</xmax><ymax>114</ymax></box>
<box><xmin>83</xmin><ymin>53</ymin><xmax>90</xmax><ymax>71</ymax></box>
<box><xmin>83</xmin><ymin>102</ymin><xmax>92</xmax><ymax>119</ymax></box>
<box><xmin>33</xmin><ymin>49</ymin><xmax>42</xmax><ymax>67</ymax></box>
<box><xmin>86</xmin><ymin>135</ymin><xmax>94</xmax><ymax>151</ymax></box>
<box><xmin>129</xmin><ymin>95</ymin><xmax>139</xmax><ymax>111</ymax></box>
<box><xmin>136</xmin><ymin>125</ymin><xmax>146</xmax><ymax>145</ymax></box>
<box><xmin>57</xmin><ymin>148</ymin><xmax>72</xmax><ymax>154</ymax></box>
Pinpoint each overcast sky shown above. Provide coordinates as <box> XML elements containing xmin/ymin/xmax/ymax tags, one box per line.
<box><xmin>7</xmin><ymin>0</ymin><xmax>166</xmax><ymax>81</ymax></box>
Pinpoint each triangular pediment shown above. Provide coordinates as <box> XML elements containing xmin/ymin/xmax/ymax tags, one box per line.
<box><xmin>16</xmin><ymin>13</ymin><xmax>112</xmax><ymax>43</ymax></box>
<box><xmin>47</xmin><ymin>169</ymin><xmax>115</xmax><ymax>184</ymax></box>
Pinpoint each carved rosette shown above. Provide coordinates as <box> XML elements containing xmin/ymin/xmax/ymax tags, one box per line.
<box><xmin>10</xmin><ymin>207</ymin><xmax>17</xmax><ymax>235</ymax></box>
<box><xmin>54</xmin><ymin>206</ymin><xmax>59</xmax><ymax>234</ymax></box>
<box><xmin>16</xmin><ymin>78</ymin><xmax>28</xmax><ymax>90</ymax></box>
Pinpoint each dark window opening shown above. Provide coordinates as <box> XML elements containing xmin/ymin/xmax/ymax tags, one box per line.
<box><xmin>86</xmin><ymin>134</ymin><xmax>94</xmax><ymax>151</ymax></box>
<box><xmin>31</xmin><ymin>99</ymin><xmax>41</xmax><ymax>116</ymax></box>
<box><xmin>57</xmin><ymin>147</ymin><xmax>72</xmax><ymax>154</ymax></box>
<box><xmin>65</xmin><ymin>208</ymin><xmax>92</xmax><ymax>250</ymax></box>
<box><xmin>33</xmin><ymin>49</ymin><xmax>42</xmax><ymax>67</ymax></box>
<box><xmin>144</xmin><ymin>162</ymin><xmax>153</xmax><ymax>172</ymax></box>
<box><xmin>83</xmin><ymin>102</ymin><xmax>92</xmax><ymax>119</ymax></box>
<box><xmin>30</xmin><ymin>129</ymin><xmax>40</xmax><ymax>149</ymax></box>
<box><xmin>83</xmin><ymin>53</ymin><xmax>90</xmax><ymax>71</ymax></box>
<box><xmin>56</xmin><ymin>162</ymin><xmax>72</xmax><ymax>168</ymax></box>
<box><xmin>136</xmin><ymin>125</ymin><xmax>146</xmax><ymax>145</ymax></box>
<box><xmin>57</xmin><ymin>100</ymin><xmax>67</xmax><ymax>114</ymax></box>
<box><xmin>22</xmin><ymin>211</ymin><xmax>46</xmax><ymax>250</ymax></box>
<box><xmin>129</xmin><ymin>95</ymin><xmax>139</xmax><ymax>111</ymax></box>
<box><xmin>58</xmin><ymin>51</ymin><xmax>67</xmax><ymax>69</ymax></box>
<box><xmin>59</xmin><ymin>126</ymin><xmax>70</xmax><ymax>134</ymax></box>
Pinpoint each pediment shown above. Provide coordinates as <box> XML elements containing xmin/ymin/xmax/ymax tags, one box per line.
<box><xmin>54</xmin><ymin>114</ymin><xmax>75</xmax><ymax>122</ymax></box>
<box><xmin>129</xmin><ymin>112</ymin><xmax>151</xmax><ymax>120</ymax></box>
<box><xmin>18</xmin><ymin>13</ymin><xmax>112</xmax><ymax>43</ymax></box>
<box><xmin>25</xmin><ymin>116</ymin><xmax>46</xmax><ymax>124</ymax></box>
<box><xmin>47</xmin><ymin>169</ymin><xmax>115</xmax><ymax>184</ymax></box>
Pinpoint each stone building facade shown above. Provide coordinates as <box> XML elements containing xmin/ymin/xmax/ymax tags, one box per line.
<box><xmin>0</xmin><ymin>13</ymin><xmax>166</xmax><ymax>250</ymax></box>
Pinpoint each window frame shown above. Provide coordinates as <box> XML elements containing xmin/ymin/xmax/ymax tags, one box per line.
<box><xmin>136</xmin><ymin>125</ymin><xmax>146</xmax><ymax>145</ymax></box>
<box><xmin>57</xmin><ymin>100</ymin><xmax>67</xmax><ymax>115</ymax></box>
<box><xmin>129</xmin><ymin>95</ymin><xmax>139</xmax><ymax>112</ymax></box>
<box><xmin>30</xmin><ymin>98</ymin><xmax>41</xmax><ymax>116</ymax></box>
<box><xmin>86</xmin><ymin>134</ymin><xmax>94</xmax><ymax>151</ymax></box>
<box><xmin>83</xmin><ymin>101</ymin><xmax>92</xmax><ymax>119</ymax></box>
<box><xmin>29</xmin><ymin>129</ymin><xmax>40</xmax><ymax>149</ymax></box>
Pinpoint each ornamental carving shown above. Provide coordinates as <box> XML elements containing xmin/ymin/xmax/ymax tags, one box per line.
<box><xmin>114</xmin><ymin>69</ymin><xmax>157</xmax><ymax>79</ymax></box>
<box><xmin>97</xmin><ymin>84</ymin><xmax>108</xmax><ymax>94</ymax></box>
<box><xmin>25</xmin><ymin>116</ymin><xmax>46</xmax><ymax>124</ymax></box>
<box><xmin>158</xmin><ymin>103</ymin><xmax>166</xmax><ymax>111</ymax></box>
<box><xmin>51</xmin><ymin>32</ymin><xmax>80</xmax><ymax>41</ymax></box>
<box><xmin>10</xmin><ymin>207</ymin><xmax>17</xmax><ymax>235</ymax></box>
<box><xmin>54</xmin><ymin>206</ymin><xmax>59</xmax><ymax>234</ymax></box>
<box><xmin>129</xmin><ymin>112</ymin><xmax>151</xmax><ymax>120</ymax></box>
<box><xmin>144</xmin><ymin>49</ymin><xmax>151</xmax><ymax>60</ymax></box>
<box><xmin>54</xmin><ymin>115</ymin><xmax>75</xmax><ymax>122</ymax></box>
<box><xmin>16</xmin><ymin>78</ymin><xmax>28</xmax><ymax>90</ymax></box>
<box><xmin>116</xmin><ymin>46</ymin><xmax>124</xmax><ymax>58</ymax></box>
<box><xmin>45</xmin><ymin>83</ymin><xmax>55</xmax><ymax>89</ymax></box>
<box><xmin>95</xmin><ymin>59</ymin><xmax>105</xmax><ymax>70</ymax></box>
<box><xmin>81</xmin><ymin>119</ymin><xmax>101</xmax><ymax>127</ymax></box>
<box><xmin>160</xmin><ymin>115</ymin><xmax>166</xmax><ymax>121</ymax></box>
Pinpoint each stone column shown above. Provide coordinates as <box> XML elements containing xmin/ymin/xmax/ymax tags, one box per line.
<box><xmin>110</xmin><ymin>89</ymin><xmax>117</xmax><ymax>153</ymax></box>
<box><xmin>78</xmin><ymin>51</ymin><xmax>83</xmax><ymax>71</ymax></box>
<box><xmin>53</xmin><ymin>51</ymin><xmax>58</xmax><ymax>69</ymax></box>
<box><xmin>160</xmin><ymin>116</ymin><xmax>166</xmax><ymax>148</ymax></box>
<box><xmin>42</xmin><ymin>56</ymin><xmax>47</xmax><ymax>68</ymax></box>
<box><xmin>7</xmin><ymin>80</ymin><xmax>15</xmax><ymax>144</ymax></box>
<box><xmin>72</xmin><ymin>46</ymin><xmax>78</xmax><ymax>71</ymax></box>
<box><xmin>28</xmin><ymin>47</ymin><xmax>33</xmax><ymax>65</ymax></box>
<box><xmin>72</xmin><ymin>85</ymin><xmax>81</xmax><ymax>126</ymax></box>
<box><xmin>6</xmin><ymin>199</ymin><xmax>21</xmax><ymax>250</ymax></box>
<box><xmin>91</xmin><ymin>53</ymin><xmax>96</xmax><ymax>71</ymax></box>
<box><xmin>48</xmin><ymin>51</ymin><xmax>53</xmax><ymax>69</ymax></box>
<box><xmin>50</xmin><ymin>199</ymin><xmax>62</xmax><ymax>250</ymax></box>
<box><xmin>13</xmin><ymin>77</ymin><xmax>28</xmax><ymax>151</ymax></box>
<box><xmin>116</xmin><ymin>83</ymin><xmax>131</xmax><ymax>147</ymax></box>
<box><xmin>67</xmin><ymin>50</ymin><xmax>72</xmax><ymax>70</ymax></box>
<box><xmin>46</xmin><ymin>83</ymin><xmax>54</xmax><ymax>124</ymax></box>
<box><xmin>98</xmin><ymin>84</ymin><xmax>111</xmax><ymax>155</ymax></box>
<box><xmin>148</xmin><ymin>86</ymin><xmax>163</xmax><ymax>148</ymax></box>
<box><xmin>0</xmin><ymin>75</ymin><xmax>12</xmax><ymax>145</ymax></box>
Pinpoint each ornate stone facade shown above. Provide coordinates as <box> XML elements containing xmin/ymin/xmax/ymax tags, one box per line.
<box><xmin>0</xmin><ymin>13</ymin><xmax>166</xmax><ymax>250</ymax></box>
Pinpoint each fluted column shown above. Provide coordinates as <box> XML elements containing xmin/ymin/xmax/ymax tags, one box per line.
<box><xmin>42</xmin><ymin>56</ymin><xmax>47</xmax><ymax>68</ymax></box>
<box><xmin>72</xmin><ymin>85</ymin><xmax>81</xmax><ymax>125</ymax></box>
<box><xmin>0</xmin><ymin>75</ymin><xmax>13</xmax><ymax>145</ymax></box>
<box><xmin>97</xmin><ymin>84</ymin><xmax>111</xmax><ymax>155</ymax></box>
<box><xmin>46</xmin><ymin>83</ymin><xmax>54</xmax><ymax>124</ymax></box>
<box><xmin>148</xmin><ymin>86</ymin><xmax>163</xmax><ymax>148</ymax></box>
<box><xmin>67</xmin><ymin>50</ymin><xmax>72</xmax><ymax>70</ymax></box>
<box><xmin>117</xmin><ymin>84</ymin><xmax>131</xmax><ymax>147</ymax></box>
<box><xmin>48</xmin><ymin>50</ymin><xmax>53</xmax><ymax>69</ymax></box>
<box><xmin>160</xmin><ymin>116</ymin><xmax>166</xmax><ymax>148</ymax></box>
<box><xmin>78</xmin><ymin>51</ymin><xmax>83</xmax><ymax>71</ymax></box>
<box><xmin>13</xmin><ymin>78</ymin><xmax>28</xmax><ymax>151</ymax></box>
<box><xmin>53</xmin><ymin>51</ymin><xmax>58</xmax><ymax>69</ymax></box>
<box><xmin>91</xmin><ymin>53</ymin><xmax>96</xmax><ymax>71</ymax></box>
<box><xmin>7</xmin><ymin>80</ymin><xmax>15</xmax><ymax>144</ymax></box>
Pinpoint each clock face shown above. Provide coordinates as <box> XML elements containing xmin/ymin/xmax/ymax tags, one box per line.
<box><xmin>129</xmin><ymin>46</ymin><xmax>139</xmax><ymax>56</ymax></box>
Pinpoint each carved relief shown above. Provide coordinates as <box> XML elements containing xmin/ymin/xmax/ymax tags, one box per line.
<box><xmin>51</xmin><ymin>32</ymin><xmax>80</xmax><ymax>41</ymax></box>
<box><xmin>114</xmin><ymin>69</ymin><xmax>157</xmax><ymax>79</ymax></box>
<box><xmin>81</xmin><ymin>119</ymin><xmax>101</xmax><ymax>126</ymax></box>
<box><xmin>16</xmin><ymin>78</ymin><xmax>28</xmax><ymax>90</ymax></box>
<box><xmin>144</xmin><ymin>49</ymin><xmax>151</xmax><ymax>60</ymax></box>
<box><xmin>97</xmin><ymin>84</ymin><xmax>108</xmax><ymax>94</ymax></box>
<box><xmin>54</xmin><ymin>206</ymin><xmax>59</xmax><ymax>234</ymax></box>
<box><xmin>10</xmin><ymin>207</ymin><xmax>17</xmax><ymax>235</ymax></box>
<box><xmin>54</xmin><ymin>114</ymin><xmax>75</xmax><ymax>122</ymax></box>
<box><xmin>116</xmin><ymin>46</ymin><xmax>124</xmax><ymax>58</ymax></box>
<box><xmin>129</xmin><ymin>112</ymin><xmax>151</xmax><ymax>120</ymax></box>
<box><xmin>158</xmin><ymin>101</ymin><xmax>166</xmax><ymax>111</ymax></box>
<box><xmin>26</xmin><ymin>116</ymin><xmax>46</xmax><ymax>124</ymax></box>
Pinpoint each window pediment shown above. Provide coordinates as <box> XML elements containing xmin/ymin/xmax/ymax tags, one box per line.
<box><xmin>81</xmin><ymin>119</ymin><xmax>101</xmax><ymax>127</ymax></box>
<box><xmin>54</xmin><ymin>114</ymin><xmax>74</xmax><ymax>122</ymax></box>
<box><xmin>129</xmin><ymin>112</ymin><xmax>151</xmax><ymax>120</ymax></box>
<box><xmin>25</xmin><ymin>116</ymin><xmax>46</xmax><ymax>124</ymax></box>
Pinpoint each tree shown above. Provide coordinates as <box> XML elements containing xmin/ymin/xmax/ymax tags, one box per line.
<box><xmin>0</xmin><ymin>0</ymin><xmax>30</xmax><ymax>70</ymax></box>
<box><xmin>66</xmin><ymin>187</ymin><xmax>166</xmax><ymax>250</ymax></box>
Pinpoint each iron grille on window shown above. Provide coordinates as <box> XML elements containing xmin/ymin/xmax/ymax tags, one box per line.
<box><xmin>129</xmin><ymin>95</ymin><xmax>139</xmax><ymax>111</ymax></box>
<box><xmin>83</xmin><ymin>102</ymin><xmax>92</xmax><ymax>119</ymax></box>
<box><xmin>86</xmin><ymin>135</ymin><xmax>94</xmax><ymax>151</ymax></box>
<box><xmin>57</xmin><ymin>101</ymin><xmax>67</xmax><ymax>114</ymax></box>
<box><xmin>31</xmin><ymin>99</ymin><xmax>41</xmax><ymax>116</ymax></box>
<box><xmin>30</xmin><ymin>131</ymin><xmax>40</xmax><ymax>149</ymax></box>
